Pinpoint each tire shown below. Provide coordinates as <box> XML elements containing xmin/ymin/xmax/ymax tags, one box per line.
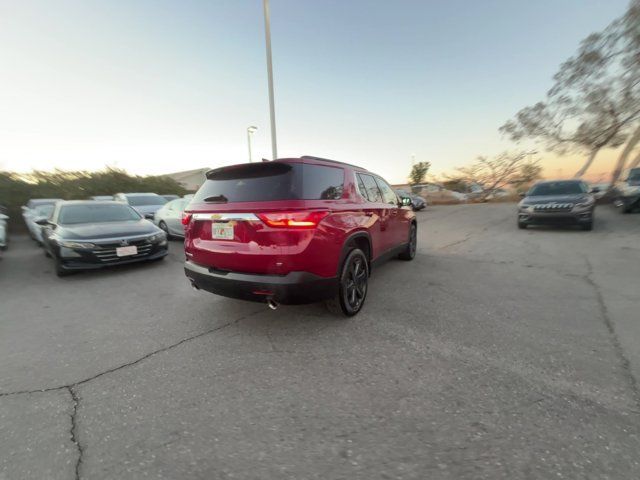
<box><xmin>158</xmin><ymin>221</ymin><xmax>173</xmax><ymax>240</ymax></box>
<box><xmin>582</xmin><ymin>221</ymin><xmax>593</xmax><ymax>231</ymax></box>
<box><xmin>326</xmin><ymin>248</ymin><xmax>369</xmax><ymax>317</ymax></box>
<box><xmin>518</xmin><ymin>221</ymin><xmax>527</xmax><ymax>230</ymax></box>
<box><xmin>398</xmin><ymin>223</ymin><xmax>417</xmax><ymax>260</ymax></box>
<box><xmin>44</xmin><ymin>249</ymin><xmax>52</xmax><ymax>258</ymax></box>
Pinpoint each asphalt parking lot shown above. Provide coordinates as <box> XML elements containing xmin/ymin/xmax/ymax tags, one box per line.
<box><xmin>1</xmin><ymin>203</ymin><xmax>640</xmax><ymax>480</ymax></box>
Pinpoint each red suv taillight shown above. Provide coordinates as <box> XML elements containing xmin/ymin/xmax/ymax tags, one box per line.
<box><xmin>256</xmin><ymin>211</ymin><xmax>328</xmax><ymax>229</ymax></box>
<box><xmin>181</xmin><ymin>213</ymin><xmax>192</xmax><ymax>225</ymax></box>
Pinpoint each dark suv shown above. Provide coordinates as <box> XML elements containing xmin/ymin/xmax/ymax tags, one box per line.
<box><xmin>517</xmin><ymin>180</ymin><xmax>596</xmax><ymax>231</ymax></box>
<box><xmin>183</xmin><ymin>156</ymin><xmax>417</xmax><ymax>316</ymax></box>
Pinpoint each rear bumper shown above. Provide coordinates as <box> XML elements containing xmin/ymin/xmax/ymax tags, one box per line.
<box><xmin>184</xmin><ymin>260</ymin><xmax>338</xmax><ymax>305</ymax></box>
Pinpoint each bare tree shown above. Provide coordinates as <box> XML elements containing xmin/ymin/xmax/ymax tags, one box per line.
<box><xmin>454</xmin><ymin>151</ymin><xmax>534</xmax><ymax>201</ymax></box>
<box><xmin>501</xmin><ymin>0</ymin><xmax>640</xmax><ymax>183</ymax></box>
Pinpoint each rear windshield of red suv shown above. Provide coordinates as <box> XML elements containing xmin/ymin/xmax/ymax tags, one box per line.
<box><xmin>191</xmin><ymin>162</ymin><xmax>344</xmax><ymax>203</ymax></box>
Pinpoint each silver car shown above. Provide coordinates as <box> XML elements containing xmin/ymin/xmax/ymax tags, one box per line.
<box><xmin>22</xmin><ymin>199</ymin><xmax>62</xmax><ymax>242</ymax></box>
<box><xmin>25</xmin><ymin>204</ymin><xmax>56</xmax><ymax>244</ymax></box>
<box><xmin>113</xmin><ymin>193</ymin><xmax>167</xmax><ymax>219</ymax></box>
<box><xmin>0</xmin><ymin>208</ymin><xmax>8</xmax><ymax>251</ymax></box>
<box><xmin>153</xmin><ymin>198</ymin><xmax>190</xmax><ymax>238</ymax></box>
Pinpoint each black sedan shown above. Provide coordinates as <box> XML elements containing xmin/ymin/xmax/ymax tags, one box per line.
<box><xmin>39</xmin><ymin>201</ymin><xmax>168</xmax><ymax>276</ymax></box>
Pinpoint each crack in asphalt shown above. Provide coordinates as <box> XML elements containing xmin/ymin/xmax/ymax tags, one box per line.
<box><xmin>0</xmin><ymin>309</ymin><xmax>262</xmax><ymax>398</ymax></box>
<box><xmin>583</xmin><ymin>256</ymin><xmax>640</xmax><ymax>410</ymax></box>
<box><xmin>0</xmin><ymin>308</ymin><xmax>263</xmax><ymax>479</ymax></box>
<box><xmin>67</xmin><ymin>386</ymin><xmax>83</xmax><ymax>480</ymax></box>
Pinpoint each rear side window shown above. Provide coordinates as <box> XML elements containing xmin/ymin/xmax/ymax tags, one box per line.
<box><xmin>192</xmin><ymin>163</ymin><xmax>344</xmax><ymax>203</ymax></box>
<box><xmin>358</xmin><ymin>174</ymin><xmax>383</xmax><ymax>203</ymax></box>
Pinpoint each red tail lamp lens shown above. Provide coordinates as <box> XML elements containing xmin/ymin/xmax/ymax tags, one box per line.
<box><xmin>257</xmin><ymin>211</ymin><xmax>329</xmax><ymax>229</ymax></box>
<box><xmin>181</xmin><ymin>213</ymin><xmax>192</xmax><ymax>225</ymax></box>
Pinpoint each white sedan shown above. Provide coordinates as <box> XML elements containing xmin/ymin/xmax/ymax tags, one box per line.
<box><xmin>153</xmin><ymin>198</ymin><xmax>190</xmax><ymax>239</ymax></box>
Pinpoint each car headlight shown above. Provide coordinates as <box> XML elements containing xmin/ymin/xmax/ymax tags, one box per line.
<box><xmin>58</xmin><ymin>240</ymin><xmax>95</xmax><ymax>249</ymax></box>
<box><xmin>519</xmin><ymin>204</ymin><xmax>532</xmax><ymax>212</ymax></box>
<box><xmin>148</xmin><ymin>232</ymin><xmax>167</xmax><ymax>243</ymax></box>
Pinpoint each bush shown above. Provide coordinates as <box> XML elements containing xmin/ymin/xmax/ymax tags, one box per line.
<box><xmin>0</xmin><ymin>168</ymin><xmax>187</xmax><ymax>229</ymax></box>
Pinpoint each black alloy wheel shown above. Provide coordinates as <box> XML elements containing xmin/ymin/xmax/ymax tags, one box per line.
<box><xmin>326</xmin><ymin>248</ymin><xmax>369</xmax><ymax>316</ymax></box>
<box><xmin>399</xmin><ymin>223</ymin><xmax>417</xmax><ymax>260</ymax></box>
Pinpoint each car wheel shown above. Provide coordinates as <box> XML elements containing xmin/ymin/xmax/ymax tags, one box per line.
<box><xmin>44</xmin><ymin>249</ymin><xmax>52</xmax><ymax>258</ymax></box>
<box><xmin>326</xmin><ymin>248</ymin><xmax>369</xmax><ymax>317</ymax></box>
<box><xmin>518</xmin><ymin>220</ymin><xmax>527</xmax><ymax>229</ymax></box>
<box><xmin>398</xmin><ymin>223</ymin><xmax>417</xmax><ymax>260</ymax></box>
<box><xmin>158</xmin><ymin>221</ymin><xmax>173</xmax><ymax>239</ymax></box>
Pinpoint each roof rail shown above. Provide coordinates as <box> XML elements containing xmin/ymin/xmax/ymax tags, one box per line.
<box><xmin>300</xmin><ymin>155</ymin><xmax>366</xmax><ymax>170</ymax></box>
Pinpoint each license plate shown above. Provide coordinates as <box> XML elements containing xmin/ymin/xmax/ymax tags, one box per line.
<box><xmin>116</xmin><ymin>245</ymin><xmax>138</xmax><ymax>257</ymax></box>
<box><xmin>212</xmin><ymin>223</ymin><xmax>234</xmax><ymax>240</ymax></box>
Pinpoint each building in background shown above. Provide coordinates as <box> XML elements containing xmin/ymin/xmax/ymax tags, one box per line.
<box><xmin>162</xmin><ymin>168</ymin><xmax>210</xmax><ymax>192</ymax></box>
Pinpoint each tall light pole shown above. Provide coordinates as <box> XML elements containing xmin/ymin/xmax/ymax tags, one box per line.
<box><xmin>263</xmin><ymin>0</ymin><xmax>278</xmax><ymax>159</ymax></box>
<box><xmin>247</xmin><ymin>126</ymin><xmax>258</xmax><ymax>162</ymax></box>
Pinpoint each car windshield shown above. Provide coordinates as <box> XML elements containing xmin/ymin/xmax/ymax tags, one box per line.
<box><xmin>126</xmin><ymin>195</ymin><xmax>167</xmax><ymax>206</ymax></box>
<box><xmin>34</xmin><ymin>204</ymin><xmax>54</xmax><ymax>217</ymax></box>
<box><xmin>528</xmin><ymin>182</ymin><xmax>586</xmax><ymax>196</ymax></box>
<box><xmin>58</xmin><ymin>204</ymin><xmax>141</xmax><ymax>225</ymax></box>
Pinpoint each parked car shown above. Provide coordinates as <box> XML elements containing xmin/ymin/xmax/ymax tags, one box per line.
<box><xmin>614</xmin><ymin>167</ymin><xmax>640</xmax><ymax>213</ymax></box>
<box><xmin>0</xmin><ymin>206</ymin><xmax>8</xmax><ymax>251</ymax></box>
<box><xmin>39</xmin><ymin>201</ymin><xmax>168</xmax><ymax>276</ymax></box>
<box><xmin>183</xmin><ymin>156</ymin><xmax>417</xmax><ymax>316</ymax></box>
<box><xmin>517</xmin><ymin>180</ymin><xmax>596</xmax><ymax>231</ymax></box>
<box><xmin>22</xmin><ymin>199</ymin><xmax>62</xmax><ymax>239</ymax></box>
<box><xmin>154</xmin><ymin>198</ymin><xmax>190</xmax><ymax>238</ymax></box>
<box><xmin>162</xmin><ymin>194</ymin><xmax>180</xmax><ymax>202</ymax></box>
<box><xmin>24</xmin><ymin>198</ymin><xmax>62</xmax><ymax>210</ymax></box>
<box><xmin>395</xmin><ymin>189</ymin><xmax>426</xmax><ymax>211</ymax></box>
<box><xmin>90</xmin><ymin>195</ymin><xmax>114</xmax><ymax>201</ymax></box>
<box><xmin>113</xmin><ymin>193</ymin><xmax>167</xmax><ymax>219</ymax></box>
<box><xmin>25</xmin><ymin>203</ymin><xmax>55</xmax><ymax>244</ymax></box>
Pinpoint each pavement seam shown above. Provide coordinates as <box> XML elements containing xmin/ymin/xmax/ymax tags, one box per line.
<box><xmin>0</xmin><ymin>308</ymin><xmax>262</xmax><ymax>397</ymax></box>
<box><xmin>583</xmin><ymin>255</ymin><xmax>640</xmax><ymax>411</ymax></box>
<box><xmin>66</xmin><ymin>386</ymin><xmax>83</xmax><ymax>480</ymax></box>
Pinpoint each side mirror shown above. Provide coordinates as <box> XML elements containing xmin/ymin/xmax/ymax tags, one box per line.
<box><xmin>35</xmin><ymin>218</ymin><xmax>50</xmax><ymax>226</ymax></box>
<box><xmin>518</xmin><ymin>192</ymin><xmax>526</xmax><ymax>198</ymax></box>
<box><xmin>144</xmin><ymin>213</ymin><xmax>155</xmax><ymax>220</ymax></box>
<box><xmin>590</xmin><ymin>187</ymin><xmax>600</xmax><ymax>193</ymax></box>
<box><xmin>400</xmin><ymin>197</ymin><xmax>412</xmax><ymax>207</ymax></box>
<box><xmin>22</xmin><ymin>206</ymin><xmax>29</xmax><ymax>212</ymax></box>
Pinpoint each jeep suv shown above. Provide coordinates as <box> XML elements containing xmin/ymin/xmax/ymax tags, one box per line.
<box><xmin>183</xmin><ymin>156</ymin><xmax>417</xmax><ymax>316</ymax></box>
<box><xmin>517</xmin><ymin>179</ymin><xmax>596</xmax><ymax>230</ymax></box>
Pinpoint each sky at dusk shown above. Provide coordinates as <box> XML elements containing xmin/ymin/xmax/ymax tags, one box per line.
<box><xmin>0</xmin><ymin>0</ymin><xmax>630</xmax><ymax>184</ymax></box>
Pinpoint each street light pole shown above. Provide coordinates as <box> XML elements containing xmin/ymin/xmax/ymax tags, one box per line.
<box><xmin>263</xmin><ymin>0</ymin><xmax>278</xmax><ymax>159</ymax></box>
<box><xmin>247</xmin><ymin>126</ymin><xmax>258</xmax><ymax>163</ymax></box>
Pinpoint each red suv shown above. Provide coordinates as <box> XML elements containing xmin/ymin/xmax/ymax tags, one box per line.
<box><xmin>183</xmin><ymin>156</ymin><xmax>417</xmax><ymax>316</ymax></box>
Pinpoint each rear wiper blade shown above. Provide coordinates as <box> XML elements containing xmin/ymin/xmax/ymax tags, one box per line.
<box><xmin>202</xmin><ymin>195</ymin><xmax>228</xmax><ymax>203</ymax></box>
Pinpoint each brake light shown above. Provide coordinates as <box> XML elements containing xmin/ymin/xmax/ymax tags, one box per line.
<box><xmin>181</xmin><ymin>213</ymin><xmax>192</xmax><ymax>225</ymax></box>
<box><xmin>256</xmin><ymin>211</ymin><xmax>329</xmax><ymax>229</ymax></box>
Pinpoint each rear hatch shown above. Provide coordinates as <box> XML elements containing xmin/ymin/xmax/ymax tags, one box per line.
<box><xmin>184</xmin><ymin>161</ymin><xmax>344</xmax><ymax>275</ymax></box>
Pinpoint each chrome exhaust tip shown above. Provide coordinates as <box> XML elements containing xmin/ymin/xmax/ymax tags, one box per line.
<box><xmin>267</xmin><ymin>299</ymin><xmax>279</xmax><ymax>310</ymax></box>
